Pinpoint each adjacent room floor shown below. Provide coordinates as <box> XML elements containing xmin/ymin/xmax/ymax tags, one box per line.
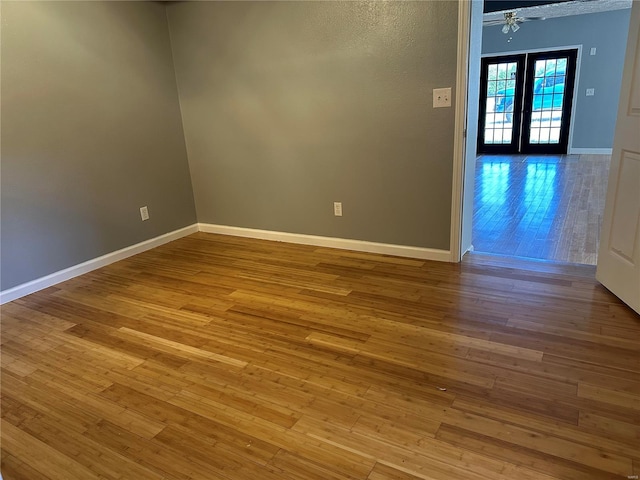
<box><xmin>472</xmin><ymin>154</ymin><xmax>610</xmax><ymax>265</ymax></box>
<box><xmin>1</xmin><ymin>233</ymin><xmax>638</xmax><ymax>480</ymax></box>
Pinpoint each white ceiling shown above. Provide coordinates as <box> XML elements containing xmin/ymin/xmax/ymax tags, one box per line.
<box><xmin>483</xmin><ymin>0</ymin><xmax>632</xmax><ymax>22</ymax></box>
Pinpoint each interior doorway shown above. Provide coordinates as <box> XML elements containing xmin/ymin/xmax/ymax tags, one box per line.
<box><xmin>457</xmin><ymin>1</ymin><xmax>632</xmax><ymax>266</ymax></box>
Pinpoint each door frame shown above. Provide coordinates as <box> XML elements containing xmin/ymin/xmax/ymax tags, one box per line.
<box><xmin>477</xmin><ymin>54</ymin><xmax>526</xmax><ymax>154</ymax></box>
<box><xmin>480</xmin><ymin>45</ymin><xmax>583</xmax><ymax>154</ymax></box>
<box><xmin>521</xmin><ymin>48</ymin><xmax>578</xmax><ymax>154</ymax></box>
<box><xmin>449</xmin><ymin>0</ymin><xmax>590</xmax><ymax>261</ymax></box>
<box><xmin>449</xmin><ymin>0</ymin><xmax>472</xmax><ymax>262</ymax></box>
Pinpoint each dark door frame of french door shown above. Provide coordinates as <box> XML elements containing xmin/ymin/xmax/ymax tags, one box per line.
<box><xmin>477</xmin><ymin>54</ymin><xmax>526</xmax><ymax>154</ymax></box>
<box><xmin>478</xmin><ymin>48</ymin><xmax>578</xmax><ymax>155</ymax></box>
<box><xmin>520</xmin><ymin>49</ymin><xmax>578</xmax><ymax>154</ymax></box>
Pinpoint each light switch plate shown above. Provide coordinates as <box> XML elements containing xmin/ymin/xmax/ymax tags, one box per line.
<box><xmin>433</xmin><ymin>87</ymin><xmax>452</xmax><ymax>108</ymax></box>
<box><xmin>590</xmin><ymin>47</ymin><xmax>597</xmax><ymax>56</ymax></box>
<box><xmin>586</xmin><ymin>88</ymin><xmax>595</xmax><ymax>96</ymax></box>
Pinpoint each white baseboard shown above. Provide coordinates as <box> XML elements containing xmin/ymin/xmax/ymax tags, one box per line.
<box><xmin>0</xmin><ymin>224</ymin><xmax>198</xmax><ymax>305</ymax></box>
<box><xmin>569</xmin><ymin>148</ymin><xmax>613</xmax><ymax>155</ymax></box>
<box><xmin>1</xmin><ymin>222</ymin><xmax>450</xmax><ymax>305</ymax></box>
<box><xmin>198</xmin><ymin>223</ymin><xmax>451</xmax><ymax>262</ymax></box>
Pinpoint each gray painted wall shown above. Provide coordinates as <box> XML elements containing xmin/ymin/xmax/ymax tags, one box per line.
<box><xmin>1</xmin><ymin>1</ymin><xmax>197</xmax><ymax>290</ymax></box>
<box><xmin>482</xmin><ymin>9</ymin><xmax>631</xmax><ymax>150</ymax></box>
<box><xmin>167</xmin><ymin>1</ymin><xmax>458</xmax><ymax>250</ymax></box>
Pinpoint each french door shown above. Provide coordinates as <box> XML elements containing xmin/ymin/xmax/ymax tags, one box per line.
<box><xmin>478</xmin><ymin>49</ymin><xmax>578</xmax><ymax>154</ymax></box>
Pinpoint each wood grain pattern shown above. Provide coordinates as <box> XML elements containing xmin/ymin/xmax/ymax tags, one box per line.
<box><xmin>473</xmin><ymin>153</ymin><xmax>610</xmax><ymax>265</ymax></box>
<box><xmin>1</xmin><ymin>233</ymin><xmax>639</xmax><ymax>480</ymax></box>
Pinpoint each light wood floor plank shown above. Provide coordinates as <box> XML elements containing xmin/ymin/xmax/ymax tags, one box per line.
<box><xmin>472</xmin><ymin>154</ymin><xmax>610</xmax><ymax>265</ymax></box>
<box><xmin>1</xmin><ymin>232</ymin><xmax>638</xmax><ymax>479</ymax></box>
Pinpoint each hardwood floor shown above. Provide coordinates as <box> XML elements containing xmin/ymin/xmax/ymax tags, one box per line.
<box><xmin>473</xmin><ymin>154</ymin><xmax>610</xmax><ymax>265</ymax></box>
<box><xmin>1</xmin><ymin>233</ymin><xmax>639</xmax><ymax>480</ymax></box>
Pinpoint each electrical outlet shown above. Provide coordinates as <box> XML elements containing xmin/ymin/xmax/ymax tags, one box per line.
<box><xmin>586</xmin><ymin>88</ymin><xmax>595</xmax><ymax>96</ymax></box>
<box><xmin>433</xmin><ymin>87</ymin><xmax>452</xmax><ymax>108</ymax></box>
<box><xmin>140</xmin><ymin>206</ymin><xmax>149</xmax><ymax>221</ymax></box>
<box><xmin>334</xmin><ymin>202</ymin><xmax>343</xmax><ymax>217</ymax></box>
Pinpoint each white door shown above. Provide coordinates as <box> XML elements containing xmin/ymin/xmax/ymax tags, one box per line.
<box><xmin>596</xmin><ymin>1</ymin><xmax>640</xmax><ymax>314</ymax></box>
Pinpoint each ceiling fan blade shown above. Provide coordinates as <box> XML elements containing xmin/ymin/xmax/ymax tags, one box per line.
<box><xmin>518</xmin><ymin>16</ymin><xmax>547</xmax><ymax>22</ymax></box>
<box><xmin>483</xmin><ymin>19</ymin><xmax>507</xmax><ymax>25</ymax></box>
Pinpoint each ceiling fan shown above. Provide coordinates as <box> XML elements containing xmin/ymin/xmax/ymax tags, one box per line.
<box><xmin>483</xmin><ymin>11</ymin><xmax>546</xmax><ymax>34</ymax></box>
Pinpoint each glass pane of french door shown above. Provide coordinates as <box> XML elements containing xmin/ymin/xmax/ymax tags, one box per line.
<box><xmin>529</xmin><ymin>57</ymin><xmax>567</xmax><ymax>144</ymax></box>
<box><xmin>485</xmin><ymin>61</ymin><xmax>517</xmax><ymax>144</ymax></box>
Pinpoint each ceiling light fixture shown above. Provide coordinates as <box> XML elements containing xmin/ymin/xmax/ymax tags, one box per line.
<box><xmin>484</xmin><ymin>10</ymin><xmax>546</xmax><ymax>34</ymax></box>
<box><xmin>502</xmin><ymin>12</ymin><xmax>521</xmax><ymax>34</ymax></box>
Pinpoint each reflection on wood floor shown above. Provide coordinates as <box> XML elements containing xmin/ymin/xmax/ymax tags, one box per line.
<box><xmin>472</xmin><ymin>154</ymin><xmax>611</xmax><ymax>265</ymax></box>
<box><xmin>1</xmin><ymin>233</ymin><xmax>639</xmax><ymax>480</ymax></box>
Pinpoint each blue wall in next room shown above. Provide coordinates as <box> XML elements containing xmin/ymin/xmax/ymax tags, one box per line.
<box><xmin>482</xmin><ymin>8</ymin><xmax>631</xmax><ymax>150</ymax></box>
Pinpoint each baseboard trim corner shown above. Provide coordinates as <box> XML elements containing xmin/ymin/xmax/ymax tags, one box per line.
<box><xmin>0</xmin><ymin>224</ymin><xmax>199</xmax><ymax>305</ymax></box>
<box><xmin>198</xmin><ymin>223</ymin><xmax>451</xmax><ymax>262</ymax></box>
<box><xmin>569</xmin><ymin>148</ymin><xmax>613</xmax><ymax>155</ymax></box>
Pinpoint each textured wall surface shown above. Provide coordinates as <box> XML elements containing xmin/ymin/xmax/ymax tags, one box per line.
<box><xmin>482</xmin><ymin>9</ymin><xmax>631</xmax><ymax>149</ymax></box>
<box><xmin>1</xmin><ymin>1</ymin><xmax>196</xmax><ymax>290</ymax></box>
<box><xmin>167</xmin><ymin>1</ymin><xmax>458</xmax><ymax>249</ymax></box>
